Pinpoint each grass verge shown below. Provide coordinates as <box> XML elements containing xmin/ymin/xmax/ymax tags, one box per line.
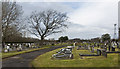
<box><xmin>0</xmin><ymin>43</ymin><xmax>68</xmax><ymax>59</ymax></box>
<box><xmin>1</xmin><ymin>43</ymin><xmax>70</xmax><ymax>59</ymax></box>
<box><xmin>1</xmin><ymin>46</ymin><xmax>49</xmax><ymax>59</ymax></box>
<box><xmin>31</xmin><ymin>46</ymin><xmax>119</xmax><ymax>68</ymax></box>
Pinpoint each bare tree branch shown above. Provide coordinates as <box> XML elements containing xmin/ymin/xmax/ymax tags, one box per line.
<box><xmin>27</xmin><ymin>9</ymin><xmax>69</xmax><ymax>40</ymax></box>
<box><xmin>2</xmin><ymin>2</ymin><xmax>23</xmax><ymax>42</ymax></box>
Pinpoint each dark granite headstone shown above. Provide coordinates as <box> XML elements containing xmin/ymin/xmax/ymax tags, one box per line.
<box><xmin>97</xmin><ymin>44</ymin><xmax>100</xmax><ymax>48</ymax></box>
<box><xmin>90</xmin><ymin>46</ymin><xmax>92</xmax><ymax>51</ymax></box>
<box><xmin>92</xmin><ymin>46</ymin><xmax>94</xmax><ymax>53</ymax></box>
<box><xmin>97</xmin><ymin>49</ymin><xmax>101</xmax><ymax>55</ymax></box>
<box><xmin>116</xmin><ymin>42</ymin><xmax>119</xmax><ymax>48</ymax></box>
<box><xmin>108</xmin><ymin>46</ymin><xmax>111</xmax><ymax>51</ymax></box>
<box><xmin>102</xmin><ymin>50</ymin><xmax>107</xmax><ymax>58</ymax></box>
<box><xmin>112</xmin><ymin>47</ymin><xmax>115</xmax><ymax>51</ymax></box>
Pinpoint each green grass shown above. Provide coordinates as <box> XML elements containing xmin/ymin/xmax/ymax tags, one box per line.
<box><xmin>31</xmin><ymin>46</ymin><xmax>119</xmax><ymax>68</ymax></box>
<box><xmin>1</xmin><ymin>47</ymin><xmax>49</xmax><ymax>58</ymax></box>
<box><xmin>1</xmin><ymin>43</ymin><xmax>70</xmax><ymax>59</ymax></box>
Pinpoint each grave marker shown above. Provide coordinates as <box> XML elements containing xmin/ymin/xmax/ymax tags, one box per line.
<box><xmin>102</xmin><ymin>50</ymin><xmax>107</xmax><ymax>58</ymax></box>
<box><xmin>97</xmin><ymin>49</ymin><xmax>101</xmax><ymax>55</ymax></box>
<box><xmin>52</xmin><ymin>47</ymin><xmax>73</xmax><ymax>59</ymax></box>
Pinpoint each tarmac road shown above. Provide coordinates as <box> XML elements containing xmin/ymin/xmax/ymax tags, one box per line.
<box><xmin>2</xmin><ymin>46</ymin><xmax>65</xmax><ymax>69</ymax></box>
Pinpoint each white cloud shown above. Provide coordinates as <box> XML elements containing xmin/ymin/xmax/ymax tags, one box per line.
<box><xmin>18</xmin><ymin>2</ymin><xmax>74</xmax><ymax>16</ymax></box>
<box><xmin>17</xmin><ymin>2</ymin><xmax>118</xmax><ymax>39</ymax></box>
<box><xmin>69</xmin><ymin>2</ymin><xmax>118</xmax><ymax>26</ymax></box>
<box><xmin>6</xmin><ymin>0</ymin><xmax>119</xmax><ymax>2</ymax></box>
<box><xmin>66</xmin><ymin>2</ymin><xmax>118</xmax><ymax>39</ymax></box>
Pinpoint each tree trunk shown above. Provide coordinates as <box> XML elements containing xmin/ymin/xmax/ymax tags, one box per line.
<box><xmin>41</xmin><ymin>36</ymin><xmax>44</xmax><ymax>40</ymax></box>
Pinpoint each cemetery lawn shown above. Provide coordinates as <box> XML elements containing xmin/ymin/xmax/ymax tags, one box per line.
<box><xmin>1</xmin><ymin>43</ymin><xmax>69</xmax><ymax>59</ymax></box>
<box><xmin>2</xmin><ymin>47</ymin><xmax>49</xmax><ymax>58</ymax></box>
<box><xmin>31</xmin><ymin>46</ymin><xmax>119</xmax><ymax>67</ymax></box>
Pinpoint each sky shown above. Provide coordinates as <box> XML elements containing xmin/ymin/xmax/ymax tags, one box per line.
<box><xmin>17</xmin><ymin>0</ymin><xmax>119</xmax><ymax>40</ymax></box>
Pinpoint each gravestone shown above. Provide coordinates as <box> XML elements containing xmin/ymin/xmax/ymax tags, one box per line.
<box><xmin>4</xmin><ymin>45</ymin><xmax>9</xmax><ymax>52</ymax></box>
<box><xmin>90</xmin><ymin>46</ymin><xmax>92</xmax><ymax>51</ymax></box>
<box><xmin>28</xmin><ymin>43</ymin><xmax>31</xmax><ymax>48</ymax></box>
<box><xmin>104</xmin><ymin>43</ymin><xmax>107</xmax><ymax>50</ymax></box>
<box><xmin>111</xmin><ymin>42</ymin><xmax>115</xmax><ymax>51</ymax></box>
<box><xmin>13</xmin><ymin>46</ymin><xmax>17</xmax><ymax>51</ymax></box>
<box><xmin>97</xmin><ymin>44</ymin><xmax>100</xmax><ymax>48</ymax></box>
<box><xmin>2</xmin><ymin>43</ymin><xmax>5</xmax><ymax>48</ymax></box>
<box><xmin>52</xmin><ymin>48</ymin><xmax>73</xmax><ymax>59</ymax></box>
<box><xmin>102</xmin><ymin>50</ymin><xmax>107</xmax><ymax>58</ymax></box>
<box><xmin>88</xmin><ymin>45</ymin><xmax>90</xmax><ymax>50</ymax></box>
<box><xmin>116</xmin><ymin>42</ymin><xmax>119</xmax><ymax>48</ymax></box>
<box><xmin>101</xmin><ymin>45</ymin><xmax>104</xmax><ymax>48</ymax></box>
<box><xmin>84</xmin><ymin>45</ymin><xmax>88</xmax><ymax>50</ymax></box>
<box><xmin>9</xmin><ymin>48</ymin><xmax>13</xmax><ymax>51</ymax></box>
<box><xmin>19</xmin><ymin>44</ymin><xmax>22</xmax><ymax>50</ymax></box>
<box><xmin>92</xmin><ymin>46</ymin><xmax>94</xmax><ymax>53</ymax></box>
<box><xmin>4</xmin><ymin>49</ymin><xmax>8</xmax><ymax>53</ymax></box>
<box><xmin>16</xmin><ymin>44</ymin><xmax>22</xmax><ymax>51</ymax></box>
<box><xmin>94</xmin><ymin>43</ymin><xmax>96</xmax><ymax>47</ymax></box>
<box><xmin>118</xmin><ymin>42</ymin><xmax>120</xmax><ymax>49</ymax></box>
<box><xmin>77</xmin><ymin>46</ymin><xmax>84</xmax><ymax>50</ymax></box>
<box><xmin>77</xmin><ymin>46</ymin><xmax>80</xmax><ymax>50</ymax></box>
<box><xmin>97</xmin><ymin>49</ymin><xmax>101</xmax><ymax>55</ymax></box>
<box><xmin>112</xmin><ymin>47</ymin><xmax>115</xmax><ymax>51</ymax></box>
<box><xmin>73</xmin><ymin>42</ymin><xmax>76</xmax><ymax>47</ymax></box>
<box><xmin>6</xmin><ymin>45</ymin><xmax>10</xmax><ymax>52</ymax></box>
<box><xmin>108</xmin><ymin>45</ymin><xmax>111</xmax><ymax>51</ymax></box>
<box><xmin>67</xmin><ymin>46</ymin><xmax>73</xmax><ymax>51</ymax></box>
<box><xmin>104</xmin><ymin>46</ymin><xmax>107</xmax><ymax>51</ymax></box>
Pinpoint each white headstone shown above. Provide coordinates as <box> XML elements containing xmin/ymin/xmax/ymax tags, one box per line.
<box><xmin>6</xmin><ymin>46</ymin><xmax>10</xmax><ymax>49</ymax></box>
<box><xmin>4</xmin><ymin>49</ymin><xmax>8</xmax><ymax>52</ymax></box>
<box><xmin>73</xmin><ymin>42</ymin><xmax>76</xmax><ymax>47</ymax></box>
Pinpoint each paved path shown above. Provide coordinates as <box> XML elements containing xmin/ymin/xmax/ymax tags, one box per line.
<box><xmin>2</xmin><ymin>46</ymin><xmax>64</xmax><ymax>69</ymax></box>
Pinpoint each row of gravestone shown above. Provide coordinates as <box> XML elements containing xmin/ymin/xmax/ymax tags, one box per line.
<box><xmin>97</xmin><ymin>49</ymin><xmax>120</xmax><ymax>58</ymax></box>
<box><xmin>77</xmin><ymin>41</ymin><xmax>120</xmax><ymax>52</ymax></box>
<box><xmin>77</xmin><ymin>42</ymin><xmax>120</xmax><ymax>58</ymax></box>
<box><xmin>79</xmin><ymin>49</ymin><xmax>113</xmax><ymax>59</ymax></box>
<box><xmin>79</xmin><ymin>48</ymin><xmax>120</xmax><ymax>59</ymax></box>
<box><xmin>97</xmin><ymin>49</ymin><xmax>107</xmax><ymax>58</ymax></box>
<box><xmin>3</xmin><ymin>43</ymin><xmax>40</xmax><ymax>53</ymax></box>
<box><xmin>77</xmin><ymin>45</ymin><xmax>95</xmax><ymax>53</ymax></box>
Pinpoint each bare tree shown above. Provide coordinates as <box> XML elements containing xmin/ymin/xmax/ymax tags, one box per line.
<box><xmin>0</xmin><ymin>2</ymin><xmax>2</xmax><ymax>43</ymax></box>
<box><xmin>28</xmin><ymin>10</ymin><xmax>68</xmax><ymax>40</ymax></box>
<box><xmin>2</xmin><ymin>2</ymin><xmax>24</xmax><ymax>42</ymax></box>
